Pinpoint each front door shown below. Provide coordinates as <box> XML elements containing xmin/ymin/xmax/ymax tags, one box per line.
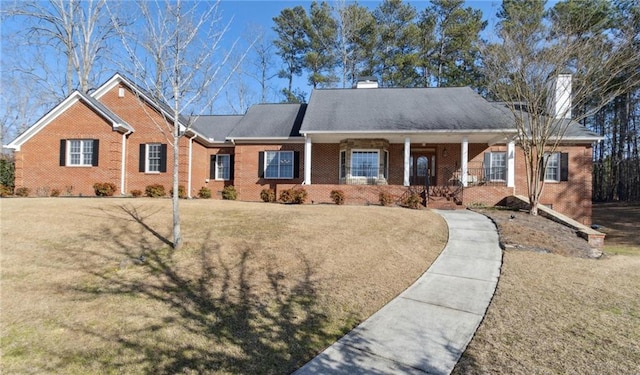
<box><xmin>410</xmin><ymin>153</ymin><xmax>436</xmax><ymax>186</ymax></box>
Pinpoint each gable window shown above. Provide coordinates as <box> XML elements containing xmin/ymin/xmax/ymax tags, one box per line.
<box><xmin>59</xmin><ymin>139</ymin><xmax>99</xmax><ymax>167</ymax></box>
<box><xmin>543</xmin><ymin>152</ymin><xmax>569</xmax><ymax>182</ymax></box>
<box><xmin>210</xmin><ymin>154</ymin><xmax>232</xmax><ymax>181</ymax></box>
<box><xmin>139</xmin><ymin>143</ymin><xmax>167</xmax><ymax>173</ymax></box>
<box><xmin>259</xmin><ymin>151</ymin><xmax>299</xmax><ymax>179</ymax></box>
<box><xmin>351</xmin><ymin>150</ymin><xmax>379</xmax><ymax>178</ymax></box>
<box><xmin>484</xmin><ymin>152</ymin><xmax>506</xmax><ymax>181</ymax></box>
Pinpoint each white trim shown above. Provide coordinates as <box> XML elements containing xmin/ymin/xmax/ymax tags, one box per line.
<box><xmin>304</xmin><ymin>136</ymin><xmax>312</xmax><ymax>184</ymax></box>
<box><xmin>403</xmin><ymin>137</ymin><xmax>410</xmax><ymax>186</ymax></box>
<box><xmin>507</xmin><ymin>141</ymin><xmax>515</xmax><ymax>188</ymax></box>
<box><xmin>302</xmin><ymin>129</ymin><xmax>517</xmax><ymax>135</ymax></box>
<box><xmin>214</xmin><ymin>154</ymin><xmax>231</xmax><ymax>181</ymax></box>
<box><xmin>145</xmin><ymin>143</ymin><xmax>162</xmax><ymax>173</ymax></box>
<box><xmin>461</xmin><ymin>138</ymin><xmax>468</xmax><ymax>187</ymax></box>
<box><xmin>120</xmin><ymin>131</ymin><xmax>131</xmax><ymax>195</ymax></box>
<box><xmin>264</xmin><ymin>150</ymin><xmax>295</xmax><ymax>179</ymax></box>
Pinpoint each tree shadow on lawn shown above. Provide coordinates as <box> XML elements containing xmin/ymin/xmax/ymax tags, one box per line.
<box><xmin>58</xmin><ymin>203</ymin><xmax>362</xmax><ymax>374</ymax></box>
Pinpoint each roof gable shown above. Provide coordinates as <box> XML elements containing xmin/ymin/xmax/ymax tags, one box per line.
<box><xmin>228</xmin><ymin>104</ymin><xmax>307</xmax><ymax>140</ymax></box>
<box><xmin>5</xmin><ymin>90</ymin><xmax>133</xmax><ymax>151</ymax></box>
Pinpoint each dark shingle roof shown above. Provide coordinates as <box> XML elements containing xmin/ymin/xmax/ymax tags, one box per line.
<box><xmin>228</xmin><ymin>104</ymin><xmax>307</xmax><ymax>139</ymax></box>
<box><xmin>79</xmin><ymin>91</ymin><xmax>133</xmax><ymax>132</ymax></box>
<box><xmin>190</xmin><ymin>115</ymin><xmax>242</xmax><ymax>142</ymax></box>
<box><xmin>300</xmin><ymin>87</ymin><xmax>516</xmax><ymax>133</ymax></box>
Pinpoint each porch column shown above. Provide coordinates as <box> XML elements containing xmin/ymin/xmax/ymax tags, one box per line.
<box><xmin>403</xmin><ymin>137</ymin><xmax>411</xmax><ymax>186</ymax></box>
<box><xmin>507</xmin><ymin>140</ymin><xmax>515</xmax><ymax>188</ymax></box>
<box><xmin>304</xmin><ymin>136</ymin><xmax>312</xmax><ymax>185</ymax></box>
<box><xmin>461</xmin><ymin>137</ymin><xmax>468</xmax><ymax>187</ymax></box>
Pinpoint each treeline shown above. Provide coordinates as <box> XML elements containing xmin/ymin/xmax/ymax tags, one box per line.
<box><xmin>271</xmin><ymin>0</ymin><xmax>487</xmax><ymax>101</ymax></box>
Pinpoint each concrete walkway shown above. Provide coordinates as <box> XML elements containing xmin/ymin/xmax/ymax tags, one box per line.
<box><xmin>294</xmin><ymin>209</ymin><xmax>503</xmax><ymax>375</ymax></box>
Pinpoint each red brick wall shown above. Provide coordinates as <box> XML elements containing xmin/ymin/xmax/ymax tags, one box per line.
<box><xmin>232</xmin><ymin>143</ymin><xmax>305</xmax><ymax>201</ymax></box>
<box><xmin>13</xmin><ymin>100</ymin><xmax>122</xmax><ymax>196</ymax></box>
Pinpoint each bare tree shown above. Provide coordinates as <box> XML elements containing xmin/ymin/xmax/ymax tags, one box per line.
<box><xmin>242</xmin><ymin>25</ymin><xmax>278</xmax><ymax>103</ymax></box>
<box><xmin>110</xmin><ymin>0</ymin><xmax>249</xmax><ymax>249</ymax></box>
<box><xmin>484</xmin><ymin>2</ymin><xmax>640</xmax><ymax>215</ymax></box>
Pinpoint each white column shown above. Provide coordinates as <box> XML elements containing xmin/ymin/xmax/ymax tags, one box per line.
<box><xmin>120</xmin><ymin>131</ymin><xmax>131</xmax><ymax>195</ymax></box>
<box><xmin>187</xmin><ymin>135</ymin><xmax>196</xmax><ymax>198</ymax></box>
<box><xmin>461</xmin><ymin>137</ymin><xmax>468</xmax><ymax>187</ymax></box>
<box><xmin>507</xmin><ymin>140</ymin><xmax>515</xmax><ymax>188</ymax></box>
<box><xmin>304</xmin><ymin>136</ymin><xmax>312</xmax><ymax>184</ymax></box>
<box><xmin>403</xmin><ymin>137</ymin><xmax>411</xmax><ymax>186</ymax></box>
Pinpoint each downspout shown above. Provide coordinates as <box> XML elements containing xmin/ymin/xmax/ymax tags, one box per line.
<box><xmin>187</xmin><ymin>134</ymin><xmax>197</xmax><ymax>199</ymax></box>
<box><xmin>120</xmin><ymin>130</ymin><xmax>132</xmax><ymax>195</ymax></box>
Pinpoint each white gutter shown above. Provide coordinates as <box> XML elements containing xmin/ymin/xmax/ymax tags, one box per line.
<box><xmin>120</xmin><ymin>130</ymin><xmax>132</xmax><ymax>195</ymax></box>
<box><xmin>187</xmin><ymin>134</ymin><xmax>197</xmax><ymax>198</ymax></box>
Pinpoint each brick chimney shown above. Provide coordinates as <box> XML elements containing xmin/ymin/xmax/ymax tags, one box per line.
<box><xmin>549</xmin><ymin>73</ymin><xmax>572</xmax><ymax>119</ymax></box>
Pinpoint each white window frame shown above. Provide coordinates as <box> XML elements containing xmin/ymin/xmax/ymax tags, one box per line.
<box><xmin>544</xmin><ymin>152</ymin><xmax>561</xmax><ymax>182</ymax></box>
<box><xmin>146</xmin><ymin>143</ymin><xmax>162</xmax><ymax>173</ymax></box>
<box><xmin>215</xmin><ymin>154</ymin><xmax>230</xmax><ymax>181</ymax></box>
<box><xmin>264</xmin><ymin>150</ymin><xmax>294</xmax><ymax>179</ymax></box>
<box><xmin>350</xmin><ymin>149</ymin><xmax>379</xmax><ymax>179</ymax></box>
<box><xmin>488</xmin><ymin>152</ymin><xmax>506</xmax><ymax>181</ymax></box>
<box><xmin>67</xmin><ymin>139</ymin><xmax>93</xmax><ymax>166</ymax></box>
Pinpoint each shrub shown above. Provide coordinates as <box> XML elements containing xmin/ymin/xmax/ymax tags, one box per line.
<box><xmin>145</xmin><ymin>184</ymin><xmax>165</xmax><ymax>197</ymax></box>
<box><xmin>0</xmin><ymin>184</ymin><xmax>12</xmax><ymax>197</ymax></box>
<box><xmin>0</xmin><ymin>155</ymin><xmax>14</xmax><ymax>191</ymax></box>
<box><xmin>403</xmin><ymin>192</ymin><xmax>422</xmax><ymax>209</ymax></box>
<box><xmin>330</xmin><ymin>190</ymin><xmax>345</xmax><ymax>205</ymax></box>
<box><xmin>198</xmin><ymin>187</ymin><xmax>212</xmax><ymax>199</ymax></box>
<box><xmin>279</xmin><ymin>188</ymin><xmax>307</xmax><ymax>204</ymax></box>
<box><xmin>50</xmin><ymin>189</ymin><xmax>61</xmax><ymax>197</ymax></box>
<box><xmin>379</xmin><ymin>191</ymin><xmax>394</xmax><ymax>206</ymax></box>
<box><xmin>170</xmin><ymin>185</ymin><xmax>187</xmax><ymax>199</ymax></box>
<box><xmin>15</xmin><ymin>187</ymin><xmax>30</xmax><ymax>197</ymax></box>
<box><xmin>131</xmin><ymin>189</ymin><xmax>143</xmax><ymax>198</ymax></box>
<box><xmin>222</xmin><ymin>185</ymin><xmax>237</xmax><ymax>200</ymax></box>
<box><xmin>93</xmin><ymin>182</ymin><xmax>117</xmax><ymax>197</ymax></box>
<box><xmin>260</xmin><ymin>188</ymin><xmax>276</xmax><ymax>203</ymax></box>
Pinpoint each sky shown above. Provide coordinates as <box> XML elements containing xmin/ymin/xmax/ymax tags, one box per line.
<box><xmin>0</xmin><ymin>0</ymin><xmax>509</xmax><ymax>142</ymax></box>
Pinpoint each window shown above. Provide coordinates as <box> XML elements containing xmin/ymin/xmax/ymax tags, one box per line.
<box><xmin>484</xmin><ymin>152</ymin><xmax>506</xmax><ymax>181</ymax></box>
<box><xmin>339</xmin><ymin>150</ymin><xmax>346</xmax><ymax>179</ymax></box>
<box><xmin>139</xmin><ymin>143</ymin><xmax>167</xmax><ymax>173</ymax></box>
<box><xmin>147</xmin><ymin>144</ymin><xmax>162</xmax><ymax>172</ymax></box>
<box><xmin>543</xmin><ymin>152</ymin><xmax>568</xmax><ymax>182</ymax></box>
<box><xmin>215</xmin><ymin>154</ymin><xmax>230</xmax><ymax>180</ymax></box>
<box><xmin>60</xmin><ymin>139</ymin><xmax>98</xmax><ymax>166</ymax></box>
<box><xmin>264</xmin><ymin>151</ymin><xmax>294</xmax><ymax>179</ymax></box>
<box><xmin>351</xmin><ymin>150</ymin><xmax>379</xmax><ymax>178</ymax></box>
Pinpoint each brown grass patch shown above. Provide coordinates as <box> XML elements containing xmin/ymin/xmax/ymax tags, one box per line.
<box><xmin>0</xmin><ymin>198</ymin><xmax>447</xmax><ymax>374</ymax></box>
<box><xmin>454</xmin><ymin>204</ymin><xmax>640</xmax><ymax>374</ymax></box>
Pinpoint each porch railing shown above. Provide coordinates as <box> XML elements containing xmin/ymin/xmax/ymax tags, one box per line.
<box><xmin>446</xmin><ymin>166</ymin><xmax>507</xmax><ymax>186</ymax></box>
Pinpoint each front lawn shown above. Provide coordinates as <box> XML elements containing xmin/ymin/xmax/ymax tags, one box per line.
<box><xmin>0</xmin><ymin>198</ymin><xmax>447</xmax><ymax>374</ymax></box>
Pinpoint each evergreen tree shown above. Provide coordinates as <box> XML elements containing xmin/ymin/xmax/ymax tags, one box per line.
<box><xmin>336</xmin><ymin>1</ymin><xmax>377</xmax><ymax>87</ymax></box>
<box><xmin>273</xmin><ymin>6</ymin><xmax>309</xmax><ymax>102</ymax></box>
<box><xmin>305</xmin><ymin>1</ymin><xmax>339</xmax><ymax>88</ymax></box>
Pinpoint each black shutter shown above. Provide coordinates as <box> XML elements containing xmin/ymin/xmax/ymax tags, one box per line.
<box><xmin>229</xmin><ymin>154</ymin><xmax>235</xmax><ymax>180</ymax></box>
<box><xmin>159</xmin><ymin>144</ymin><xmax>167</xmax><ymax>173</ymax></box>
<box><xmin>293</xmin><ymin>151</ymin><xmax>300</xmax><ymax>178</ymax></box>
<box><xmin>92</xmin><ymin>140</ymin><xmax>100</xmax><ymax>166</ymax></box>
<box><xmin>258</xmin><ymin>151</ymin><xmax>264</xmax><ymax>178</ymax></box>
<box><xmin>560</xmin><ymin>153</ymin><xmax>569</xmax><ymax>181</ymax></box>
<box><xmin>483</xmin><ymin>152</ymin><xmax>491</xmax><ymax>181</ymax></box>
<box><xmin>139</xmin><ymin>144</ymin><xmax>146</xmax><ymax>172</ymax></box>
<box><xmin>59</xmin><ymin>140</ymin><xmax>66</xmax><ymax>166</ymax></box>
<box><xmin>209</xmin><ymin>155</ymin><xmax>216</xmax><ymax>179</ymax></box>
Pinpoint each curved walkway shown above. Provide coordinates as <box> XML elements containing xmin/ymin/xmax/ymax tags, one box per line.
<box><xmin>294</xmin><ymin>209</ymin><xmax>503</xmax><ymax>375</ymax></box>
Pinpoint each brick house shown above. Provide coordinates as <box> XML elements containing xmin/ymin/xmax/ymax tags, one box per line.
<box><xmin>5</xmin><ymin>73</ymin><xmax>601</xmax><ymax>224</ymax></box>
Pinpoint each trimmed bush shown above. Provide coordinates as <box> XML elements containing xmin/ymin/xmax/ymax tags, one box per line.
<box><xmin>260</xmin><ymin>188</ymin><xmax>276</xmax><ymax>203</ymax></box>
<box><xmin>93</xmin><ymin>182</ymin><xmax>117</xmax><ymax>197</ymax></box>
<box><xmin>330</xmin><ymin>190</ymin><xmax>345</xmax><ymax>205</ymax></box>
<box><xmin>279</xmin><ymin>188</ymin><xmax>307</xmax><ymax>204</ymax></box>
<box><xmin>15</xmin><ymin>187</ymin><xmax>30</xmax><ymax>197</ymax></box>
<box><xmin>0</xmin><ymin>184</ymin><xmax>12</xmax><ymax>197</ymax></box>
<box><xmin>222</xmin><ymin>185</ymin><xmax>237</xmax><ymax>200</ymax></box>
<box><xmin>145</xmin><ymin>184</ymin><xmax>165</xmax><ymax>197</ymax></box>
<box><xmin>198</xmin><ymin>187</ymin><xmax>212</xmax><ymax>199</ymax></box>
<box><xmin>170</xmin><ymin>185</ymin><xmax>187</xmax><ymax>199</ymax></box>
<box><xmin>403</xmin><ymin>192</ymin><xmax>421</xmax><ymax>209</ymax></box>
<box><xmin>50</xmin><ymin>189</ymin><xmax>61</xmax><ymax>197</ymax></box>
<box><xmin>379</xmin><ymin>191</ymin><xmax>393</xmax><ymax>206</ymax></box>
<box><xmin>131</xmin><ymin>189</ymin><xmax>143</xmax><ymax>198</ymax></box>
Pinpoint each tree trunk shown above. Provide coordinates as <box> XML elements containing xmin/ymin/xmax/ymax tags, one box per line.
<box><xmin>172</xmin><ymin>112</ymin><xmax>182</xmax><ymax>250</ymax></box>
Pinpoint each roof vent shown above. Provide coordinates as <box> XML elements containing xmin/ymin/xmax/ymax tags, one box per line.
<box><xmin>355</xmin><ymin>76</ymin><xmax>378</xmax><ymax>89</ymax></box>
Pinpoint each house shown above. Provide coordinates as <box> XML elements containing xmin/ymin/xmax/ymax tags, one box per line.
<box><xmin>4</xmin><ymin>74</ymin><xmax>602</xmax><ymax>224</ymax></box>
